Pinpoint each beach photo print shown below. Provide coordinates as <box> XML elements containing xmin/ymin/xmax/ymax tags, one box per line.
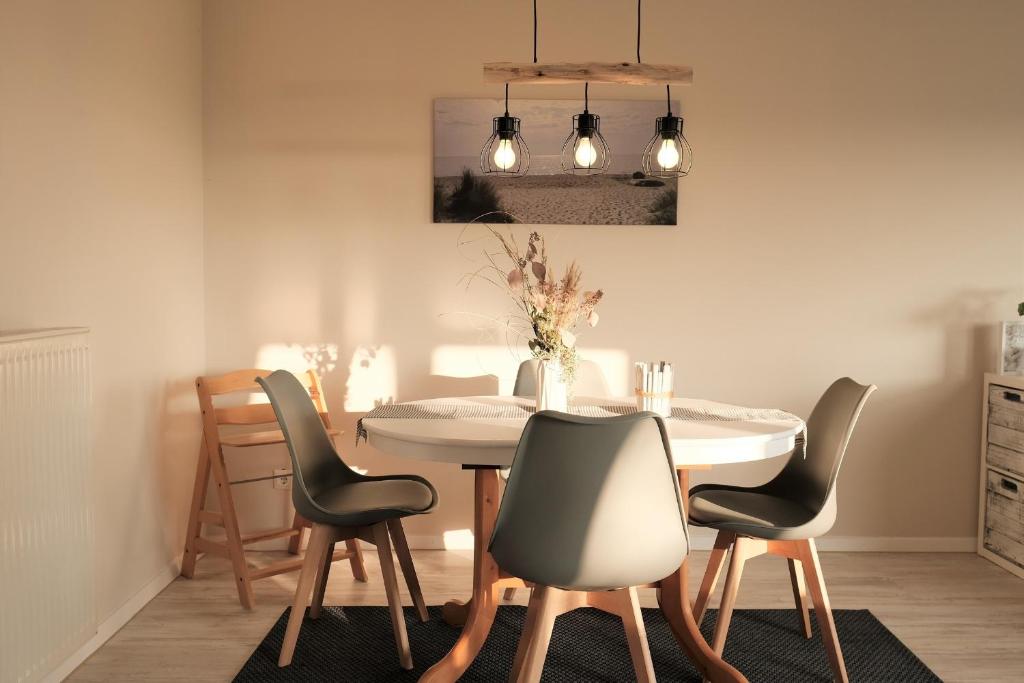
<box><xmin>433</xmin><ymin>98</ymin><xmax>680</xmax><ymax>226</ymax></box>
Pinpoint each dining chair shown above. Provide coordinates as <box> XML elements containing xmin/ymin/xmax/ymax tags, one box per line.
<box><xmin>689</xmin><ymin>377</ymin><xmax>876</xmax><ymax>683</ymax></box>
<box><xmin>490</xmin><ymin>411</ymin><xmax>689</xmax><ymax>683</ymax></box>
<box><xmin>180</xmin><ymin>368</ymin><xmax>366</xmax><ymax>609</ymax></box>
<box><xmin>503</xmin><ymin>359</ymin><xmax>612</xmax><ymax>603</ymax></box>
<box><xmin>257</xmin><ymin>370</ymin><xmax>439</xmax><ymax>670</ymax></box>
<box><xmin>513</xmin><ymin>358</ymin><xmax>611</xmax><ymax>398</ymax></box>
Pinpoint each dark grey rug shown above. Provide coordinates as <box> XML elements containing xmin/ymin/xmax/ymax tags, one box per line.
<box><xmin>234</xmin><ymin>606</ymin><xmax>941</xmax><ymax>682</ymax></box>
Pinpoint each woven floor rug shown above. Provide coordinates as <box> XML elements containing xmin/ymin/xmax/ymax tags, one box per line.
<box><xmin>235</xmin><ymin>606</ymin><xmax>941</xmax><ymax>682</ymax></box>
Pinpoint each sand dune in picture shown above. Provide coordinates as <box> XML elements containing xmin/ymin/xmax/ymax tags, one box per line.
<box><xmin>434</xmin><ymin>173</ymin><xmax>676</xmax><ymax>226</ymax></box>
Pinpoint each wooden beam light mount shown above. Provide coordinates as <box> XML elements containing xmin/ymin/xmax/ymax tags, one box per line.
<box><xmin>483</xmin><ymin>61</ymin><xmax>693</xmax><ymax>86</ymax></box>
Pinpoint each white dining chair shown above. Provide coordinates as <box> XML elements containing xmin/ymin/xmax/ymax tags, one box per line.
<box><xmin>512</xmin><ymin>358</ymin><xmax>611</xmax><ymax>398</ymax></box>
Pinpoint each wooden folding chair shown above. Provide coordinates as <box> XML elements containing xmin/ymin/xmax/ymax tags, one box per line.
<box><xmin>180</xmin><ymin>368</ymin><xmax>368</xmax><ymax>609</ymax></box>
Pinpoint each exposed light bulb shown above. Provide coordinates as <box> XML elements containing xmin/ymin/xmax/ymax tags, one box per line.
<box><xmin>656</xmin><ymin>138</ymin><xmax>680</xmax><ymax>169</ymax></box>
<box><xmin>493</xmin><ymin>139</ymin><xmax>516</xmax><ymax>170</ymax></box>
<box><xmin>574</xmin><ymin>137</ymin><xmax>598</xmax><ymax>167</ymax></box>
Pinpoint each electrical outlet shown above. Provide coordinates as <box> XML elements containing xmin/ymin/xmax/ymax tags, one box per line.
<box><xmin>273</xmin><ymin>468</ymin><xmax>291</xmax><ymax>490</ymax></box>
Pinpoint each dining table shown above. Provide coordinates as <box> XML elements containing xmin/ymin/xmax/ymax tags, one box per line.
<box><xmin>360</xmin><ymin>394</ymin><xmax>804</xmax><ymax>682</ymax></box>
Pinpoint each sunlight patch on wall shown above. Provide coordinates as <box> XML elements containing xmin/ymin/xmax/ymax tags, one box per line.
<box><xmin>250</xmin><ymin>343</ymin><xmax>341</xmax><ymax>403</ymax></box>
<box><xmin>345</xmin><ymin>345</ymin><xmax>397</xmax><ymax>412</ymax></box>
<box><xmin>430</xmin><ymin>345</ymin><xmax>631</xmax><ymax>395</ymax></box>
<box><xmin>442</xmin><ymin>528</ymin><xmax>474</xmax><ymax>550</ymax></box>
<box><xmin>575</xmin><ymin>348</ymin><xmax>631</xmax><ymax>395</ymax></box>
<box><xmin>255</xmin><ymin>342</ymin><xmax>339</xmax><ymax>375</ymax></box>
<box><xmin>430</xmin><ymin>345</ymin><xmax>524</xmax><ymax>395</ymax></box>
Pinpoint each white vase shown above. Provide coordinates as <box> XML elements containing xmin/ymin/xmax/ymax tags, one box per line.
<box><xmin>536</xmin><ymin>359</ymin><xmax>568</xmax><ymax>412</ymax></box>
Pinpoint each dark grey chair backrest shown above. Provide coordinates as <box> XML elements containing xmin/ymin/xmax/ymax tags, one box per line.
<box><xmin>512</xmin><ymin>359</ymin><xmax>611</xmax><ymax>398</ymax></box>
<box><xmin>489</xmin><ymin>411</ymin><xmax>688</xmax><ymax>591</ymax></box>
<box><xmin>257</xmin><ymin>370</ymin><xmax>359</xmax><ymax>521</ymax></box>
<box><xmin>764</xmin><ymin>377</ymin><xmax>876</xmax><ymax>516</ymax></box>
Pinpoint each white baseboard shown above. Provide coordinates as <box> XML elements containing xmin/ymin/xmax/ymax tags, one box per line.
<box><xmin>44</xmin><ymin>558</ymin><xmax>181</xmax><ymax>682</ymax></box>
<box><xmin>401</xmin><ymin>534</ymin><xmax>977</xmax><ymax>553</ymax></box>
<box><xmin>809</xmin><ymin>535</ymin><xmax>976</xmax><ymax>553</ymax></box>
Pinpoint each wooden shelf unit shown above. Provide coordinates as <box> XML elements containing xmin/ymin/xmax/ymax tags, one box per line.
<box><xmin>977</xmin><ymin>373</ymin><xmax>1024</xmax><ymax>579</ymax></box>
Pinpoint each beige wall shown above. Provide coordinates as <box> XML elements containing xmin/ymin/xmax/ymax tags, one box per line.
<box><xmin>200</xmin><ymin>0</ymin><xmax>1024</xmax><ymax>547</ymax></box>
<box><xmin>0</xmin><ymin>0</ymin><xmax>205</xmax><ymax>620</ymax></box>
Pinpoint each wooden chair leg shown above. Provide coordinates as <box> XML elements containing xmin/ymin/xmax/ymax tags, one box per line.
<box><xmin>373</xmin><ymin>522</ymin><xmax>413</xmax><ymax>670</ymax></box>
<box><xmin>509</xmin><ymin>587</ymin><xmax>545</xmax><ymax>683</ymax></box>
<box><xmin>309</xmin><ymin>541</ymin><xmax>336</xmax><ymax>620</ymax></box>
<box><xmin>711</xmin><ymin>535</ymin><xmax>751</xmax><ymax>656</ymax></box>
<box><xmin>514</xmin><ymin>585</ymin><xmax>561</xmax><ymax>683</ymax></box>
<box><xmin>345</xmin><ymin>538</ymin><xmax>368</xmax><ymax>582</ymax></box>
<box><xmin>180</xmin><ymin>440</ymin><xmax>211</xmax><ymax>579</ymax></box>
<box><xmin>387</xmin><ymin>518</ymin><xmax>429</xmax><ymax>622</ymax></box>
<box><xmin>279</xmin><ymin>524</ymin><xmax>333</xmax><ymax>667</ymax></box>
<box><xmin>694</xmin><ymin>530</ymin><xmax>735</xmax><ymax>626</ymax></box>
<box><xmin>503</xmin><ymin>587</ymin><xmax>518</xmax><ymax>601</ymax></box>
<box><xmin>798</xmin><ymin>539</ymin><xmax>849</xmax><ymax>683</ymax></box>
<box><xmin>618</xmin><ymin>586</ymin><xmax>656</xmax><ymax>683</ymax></box>
<box><xmin>287</xmin><ymin>512</ymin><xmax>307</xmax><ymax>555</ymax></box>
<box><xmin>788</xmin><ymin>557</ymin><xmax>813</xmax><ymax>639</ymax></box>
<box><xmin>207</xmin><ymin>445</ymin><xmax>255</xmax><ymax>609</ymax></box>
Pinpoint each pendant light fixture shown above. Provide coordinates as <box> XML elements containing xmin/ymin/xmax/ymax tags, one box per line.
<box><xmin>641</xmin><ymin>84</ymin><xmax>692</xmax><ymax>177</ymax></box>
<box><xmin>635</xmin><ymin>0</ymin><xmax>692</xmax><ymax>178</ymax></box>
<box><xmin>479</xmin><ymin>0</ymin><xmax>539</xmax><ymax>177</ymax></box>
<box><xmin>479</xmin><ymin>0</ymin><xmax>694</xmax><ymax>180</ymax></box>
<box><xmin>480</xmin><ymin>83</ymin><xmax>530</xmax><ymax>176</ymax></box>
<box><xmin>560</xmin><ymin>82</ymin><xmax>611</xmax><ymax>175</ymax></box>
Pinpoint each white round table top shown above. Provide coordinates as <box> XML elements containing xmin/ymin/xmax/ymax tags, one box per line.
<box><xmin>362</xmin><ymin>395</ymin><xmax>803</xmax><ymax>468</ymax></box>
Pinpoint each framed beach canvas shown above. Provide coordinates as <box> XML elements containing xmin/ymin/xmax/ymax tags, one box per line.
<box><xmin>1001</xmin><ymin>320</ymin><xmax>1024</xmax><ymax>374</ymax></box>
<box><xmin>433</xmin><ymin>98</ymin><xmax>680</xmax><ymax>226</ymax></box>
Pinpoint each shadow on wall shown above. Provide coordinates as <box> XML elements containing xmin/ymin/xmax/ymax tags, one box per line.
<box><xmin>156</xmin><ymin>377</ymin><xmax>203</xmax><ymax>565</ymax></box>
<box><xmin>912</xmin><ymin>288</ymin><xmax>1009</xmax><ymax>378</ymax></box>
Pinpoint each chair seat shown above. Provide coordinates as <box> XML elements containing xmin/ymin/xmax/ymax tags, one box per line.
<box><xmin>688</xmin><ymin>487</ymin><xmax>825</xmax><ymax>540</ymax></box>
<box><xmin>309</xmin><ymin>476</ymin><xmax>437</xmax><ymax>526</ymax></box>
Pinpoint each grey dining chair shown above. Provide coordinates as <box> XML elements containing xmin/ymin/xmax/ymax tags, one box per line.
<box><xmin>257</xmin><ymin>370</ymin><xmax>439</xmax><ymax>670</ymax></box>
<box><xmin>512</xmin><ymin>358</ymin><xmax>612</xmax><ymax>398</ymax></box>
<box><xmin>490</xmin><ymin>411</ymin><xmax>689</xmax><ymax>683</ymax></box>
<box><xmin>689</xmin><ymin>377</ymin><xmax>876</xmax><ymax>683</ymax></box>
<box><xmin>504</xmin><ymin>359</ymin><xmax>613</xmax><ymax>602</ymax></box>
<box><xmin>504</xmin><ymin>359</ymin><xmax>614</xmax><ymax>602</ymax></box>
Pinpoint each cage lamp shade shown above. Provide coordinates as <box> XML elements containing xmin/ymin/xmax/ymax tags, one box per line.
<box><xmin>641</xmin><ymin>114</ymin><xmax>692</xmax><ymax>178</ymax></box>
<box><xmin>560</xmin><ymin>112</ymin><xmax>611</xmax><ymax>175</ymax></box>
<box><xmin>480</xmin><ymin>113</ymin><xmax>530</xmax><ymax>177</ymax></box>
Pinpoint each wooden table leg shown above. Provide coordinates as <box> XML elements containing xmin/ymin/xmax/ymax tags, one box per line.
<box><xmin>441</xmin><ymin>598</ymin><xmax>472</xmax><ymax>627</ymax></box>
<box><xmin>420</xmin><ymin>468</ymin><xmax>502</xmax><ymax>682</ymax></box>
<box><xmin>678</xmin><ymin>469</ymin><xmax>691</xmax><ymax>597</ymax></box>
<box><xmin>659</xmin><ymin>468</ymin><xmax>747</xmax><ymax>682</ymax></box>
<box><xmin>659</xmin><ymin>568</ymin><xmax>746</xmax><ymax>683</ymax></box>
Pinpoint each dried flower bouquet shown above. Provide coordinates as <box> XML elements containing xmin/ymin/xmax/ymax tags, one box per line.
<box><xmin>464</xmin><ymin>223</ymin><xmax>603</xmax><ymax>385</ymax></box>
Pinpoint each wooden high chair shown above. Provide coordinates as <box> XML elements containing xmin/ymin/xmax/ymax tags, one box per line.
<box><xmin>180</xmin><ymin>368</ymin><xmax>367</xmax><ymax>609</ymax></box>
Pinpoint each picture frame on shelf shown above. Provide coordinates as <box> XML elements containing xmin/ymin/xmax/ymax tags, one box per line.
<box><xmin>1000</xmin><ymin>320</ymin><xmax>1024</xmax><ymax>374</ymax></box>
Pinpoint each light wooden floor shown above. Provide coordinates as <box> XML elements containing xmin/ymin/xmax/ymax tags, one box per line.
<box><xmin>68</xmin><ymin>550</ymin><xmax>1024</xmax><ymax>682</ymax></box>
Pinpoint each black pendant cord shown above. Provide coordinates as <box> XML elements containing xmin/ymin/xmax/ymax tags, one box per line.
<box><xmin>504</xmin><ymin>82</ymin><xmax>510</xmax><ymax>116</ymax></box>
<box><xmin>584</xmin><ymin>81</ymin><xmax>589</xmax><ymax>114</ymax></box>
<box><xmin>666</xmin><ymin>84</ymin><xmax>672</xmax><ymax>116</ymax></box>
<box><xmin>533</xmin><ymin>0</ymin><xmax>538</xmax><ymax>63</ymax></box>
<box><xmin>637</xmin><ymin>0</ymin><xmax>642</xmax><ymax>63</ymax></box>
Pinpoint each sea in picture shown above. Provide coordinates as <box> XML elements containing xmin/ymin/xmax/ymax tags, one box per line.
<box><xmin>433</xmin><ymin>98</ymin><xmax>680</xmax><ymax>226</ymax></box>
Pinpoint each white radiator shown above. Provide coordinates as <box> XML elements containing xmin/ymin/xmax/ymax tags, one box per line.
<box><xmin>0</xmin><ymin>328</ymin><xmax>93</xmax><ymax>683</ymax></box>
